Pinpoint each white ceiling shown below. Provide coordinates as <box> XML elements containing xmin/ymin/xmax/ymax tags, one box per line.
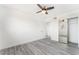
<box><xmin>1</xmin><ymin>4</ymin><xmax>79</xmax><ymax>22</ymax></box>
<box><xmin>49</xmin><ymin>4</ymin><xmax>79</xmax><ymax>15</ymax></box>
<box><xmin>5</xmin><ymin>4</ymin><xmax>79</xmax><ymax>16</ymax></box>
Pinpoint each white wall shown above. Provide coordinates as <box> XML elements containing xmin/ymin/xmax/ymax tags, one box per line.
<box><xmin>0</xmin><ymin>5</ymin><xmax>47</xmax><ymax>50</ymax></box>
<box><xmin>0</xmin><ymin>4</ymin><xmax>59</xmax><ymax>50</ymax></box>
<box><xmin>46</xmin><ymin>18</ymin><xmax>58</xmax><ymax>41</ymax></box>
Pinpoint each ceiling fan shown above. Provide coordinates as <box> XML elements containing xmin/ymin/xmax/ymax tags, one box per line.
<box><xmin>36</xmin><ymin>4</ymin><xmax>54</xmax><ymax>14</ymax></box>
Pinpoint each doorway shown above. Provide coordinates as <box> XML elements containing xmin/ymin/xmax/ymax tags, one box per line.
<box><xmin>68</xmin><ymin>17</ymin><xmax>78</xmax><ymax>44</ymax></box>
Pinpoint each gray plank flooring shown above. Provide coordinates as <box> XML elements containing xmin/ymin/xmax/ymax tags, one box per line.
<box><xmin>0</xmin><ymin>38</ymin><xmax>79</xmax><ymax>55</ymax></box>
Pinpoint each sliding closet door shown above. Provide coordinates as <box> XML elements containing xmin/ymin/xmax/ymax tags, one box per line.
<box><xmin>59</xmin><ymin>18</ymin><xmax>68</xmax><ymax>43</ymax></box>
<box><xmin>68</xmin><ymin>17</ymin><xmax>78</xmax><ymax>44</ymax></box>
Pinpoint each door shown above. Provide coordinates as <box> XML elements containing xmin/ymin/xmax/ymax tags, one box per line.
<box><xmin>68</xmin><ymin>17</ymin><xmax>78</xmax><ymax>44</ymax></box>
<box><xmin>59</xmin><ymin>18</ymin><xmax>68</xmax><ymax>43</ymax></box>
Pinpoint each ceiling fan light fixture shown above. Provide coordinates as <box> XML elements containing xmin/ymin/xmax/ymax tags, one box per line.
<box><xmin>45</xmin><ymin>11</ymin><xmax>48</xmax><ymax>14</ymax></box>
<box><xmin>42</xmin><ymin>10</ymin><xmax>46</xmax><ymax>14</ymax></box>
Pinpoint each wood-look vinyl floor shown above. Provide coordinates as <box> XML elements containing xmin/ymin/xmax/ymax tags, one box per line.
<box><xmin>0</xmin><ymin>38</ymin><xmax>79</xmax><ymax>55</ymax></box>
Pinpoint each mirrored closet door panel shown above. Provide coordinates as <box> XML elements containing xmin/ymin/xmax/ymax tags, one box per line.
<box><xmin>59</xmin><ymin>18</ymin><xmax>68</xmax><ymax>43</ymax></box>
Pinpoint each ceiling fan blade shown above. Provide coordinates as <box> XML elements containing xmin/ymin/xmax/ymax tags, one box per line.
<box><xmin>37</xmin><ymin>4</ymin><xmax>43</xmax><ymax>9</ymax></box>
<box><xmin>36</xmin><ymin>10</ymin><xmax>42</xmax><ymax>13</ymax></box>
<box><xmin>47</xmin><ymin>6</ymin><xmax>54</xmax><ymax>10</ymax></box>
